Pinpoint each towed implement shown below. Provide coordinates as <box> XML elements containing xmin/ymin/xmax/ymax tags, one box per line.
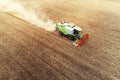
<box><xmin>55</xmin><ymin>21</ymin><xmax>89</xmax><ymax>46</ymax></box>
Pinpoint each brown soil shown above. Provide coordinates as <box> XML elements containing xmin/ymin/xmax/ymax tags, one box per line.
<box><xmin>0</xmin><ymin>0</ymin><xmax>120</xmax><ymax>80</ymax></box>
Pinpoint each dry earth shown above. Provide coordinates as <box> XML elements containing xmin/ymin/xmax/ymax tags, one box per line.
<box><xmin>0</xmin><ymin>0</ymin><xmax>120</xmax><ymax>80</ymax></box>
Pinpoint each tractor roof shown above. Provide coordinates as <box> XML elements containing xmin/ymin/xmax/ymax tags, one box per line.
<box><xmin>57</xmin><ymin>22</ymin><xmax>82</xmax><ymax>32</ymax></box>
<box><xmin>62</xmin><ymin>22</ymin><xmax>82</xmax><ymax>31</ymax></box>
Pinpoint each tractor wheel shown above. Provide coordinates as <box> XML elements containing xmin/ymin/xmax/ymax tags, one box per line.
<box><xmin>67</xmin><ymin>35</ymin><xmax>73</xmax><ymax>40</ymax></box>
<box><xmin>59</xmin><ymin>31</ymin><xmax>64</xmax><ymax>36</ymax></box>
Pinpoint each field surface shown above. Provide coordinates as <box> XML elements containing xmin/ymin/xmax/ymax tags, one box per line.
<box><xmin>0</xmin><ymin>0</ymin><xmax>120</xmax><ymax>80</ymax></box>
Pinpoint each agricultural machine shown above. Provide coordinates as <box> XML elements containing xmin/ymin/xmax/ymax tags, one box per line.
<box><xmin>55</xmin><ymin>21</ymin><xmax>89</xmax><ymax>46</ymax></box>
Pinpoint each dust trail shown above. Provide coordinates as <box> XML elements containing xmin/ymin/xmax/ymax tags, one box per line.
<box><xmin>0</xmin><ymin>0</ymin><xmax>55</xmax><ymax>31</ymax></box>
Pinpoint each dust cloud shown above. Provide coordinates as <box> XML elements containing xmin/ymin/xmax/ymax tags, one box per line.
<box><xmin>0</xmin><ymin>0</ymin><xmax>55</xmax><ymax>31</ymax></box>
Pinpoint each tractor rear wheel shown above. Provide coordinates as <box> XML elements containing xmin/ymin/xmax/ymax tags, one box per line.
<box><xmin>59</xmin><ymin>31</ymin><xmax>64</xmax><ymax>36</ymax></box>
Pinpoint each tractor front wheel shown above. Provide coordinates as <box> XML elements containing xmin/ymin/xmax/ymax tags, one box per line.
<box><xmin>67</xmin><ymin>35</ymin><xmax>73</xmax><ymax>40</ymax></box>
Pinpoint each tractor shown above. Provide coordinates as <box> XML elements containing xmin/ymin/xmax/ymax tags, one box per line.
<box><xmin>55</xmin><ymin>21</ymin><xmax>89</xmax><ymax>46</ymax></box>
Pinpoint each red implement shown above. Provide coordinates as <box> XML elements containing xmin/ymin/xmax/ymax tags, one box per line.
<box><xmin>77</xmin><ymin>34</ymin><xmax>89</xmax><ymax>46</ymax></box>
